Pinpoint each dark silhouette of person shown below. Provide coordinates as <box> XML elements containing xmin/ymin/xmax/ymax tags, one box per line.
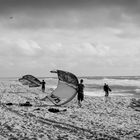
<box><xmin>77</xmin><ymin>79</ymin><xmax>85</xmax><ymax>107</ymax></box>
<box><xmin>41</xmin><ymin>80</ymin><xmax>46</xmax><ymax>92</ymax></box>
<box><xmin>103</xmin><ymin>83</ymin><xmax>111</xmax><ymax>97</ymax></box>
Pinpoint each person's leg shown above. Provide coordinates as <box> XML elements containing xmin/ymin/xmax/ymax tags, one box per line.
<box><xmin>105</xmin><ymin>91</ymin><xmax>108</xmax><ymax>97</ymax></box>
<box><xmin>105</xmin><ymin>91</ymin><xmax>108</xmax><ymax>103</ymax></box>
<box><xmin>42</xmin><ymin>88</ymin><xmax>45</xmax><ymax>92</ymax></box>
<box><xmin>78</xmin><ymin>100</ymin><xmax>81</xmax><ymax>107</ymax></box>
<box><xmin>79</xmin><ymin>101</ymin><xmax>81</xmax><ymax>107</ymax></box>
<box><xmin>105</xmin><ymin>96</ymin><xmax>107</xmax><ymax>103</ymax></box>
<box><xmin>80</xmin><ymin>94</ymin><xmax>84</xmax><ymax>107</ymax></box>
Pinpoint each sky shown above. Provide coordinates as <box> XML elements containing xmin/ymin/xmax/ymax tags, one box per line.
<box><xmin>0</xmin><ymin>0</ymin><xmax>140</xmax><ymax>77</ymax></box>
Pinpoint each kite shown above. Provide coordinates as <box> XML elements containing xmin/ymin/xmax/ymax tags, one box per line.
<box><xmin>19</xmin><ymin>70</ymin><xmax>79</xmax><ymax>106</ymax></box>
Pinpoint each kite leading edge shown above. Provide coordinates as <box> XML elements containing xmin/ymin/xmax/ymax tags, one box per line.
<box><xmin>19</xmin><ymin>70</ymin><xmax>79</xmax><ymax>106</ymax></box>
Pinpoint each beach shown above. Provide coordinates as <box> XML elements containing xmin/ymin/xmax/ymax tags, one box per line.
<box><xmin>1</xmin><ymin>0</ymin><xmax>140</xmax><ymax>139</ymax></box>
<box><xmin>0</xmin><ymin>80</ymin><xmax>140</xmax><ymax>140</ymax></box>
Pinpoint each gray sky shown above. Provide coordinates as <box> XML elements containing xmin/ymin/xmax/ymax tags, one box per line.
<box><xmin>0</xmin><ymin>0</ymin><xmax>140</xmax><ymax>77</ymax></box>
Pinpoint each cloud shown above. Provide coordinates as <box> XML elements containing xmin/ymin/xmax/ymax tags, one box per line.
<box><xmin>16</xmin><ymin>39</ymin><xmax>42</xmax><ymax>56</ymax></box>
<box><xmin>0</xmin><ymin>0</ymin><xmax>140</xmax><ymax>30</ymax></box>
<box><xmin>0</xmin><ymin>0</ymin><xmax>140</xmax><ymax>76</ymax></box>
<box><xmin>80</xmin><ymin>43</ymin><xmax>110</xmax><ymax>57</ymax></box>
<box><xmin>0</xmin><ymin>33</ymin><xmax>140</xmax><ymax>76</ymax></box>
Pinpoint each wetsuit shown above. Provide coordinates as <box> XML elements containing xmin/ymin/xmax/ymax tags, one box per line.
<box><xmin>104</xmin><ymin>84</ymin><xmax>111</xmax><ymax>97</ymax></box>
<box><xmin>77</xmin><ymin>83</ymin><xmax>84</xmax><ymax>101</ymax></box>
<box><xmin>42</xmin><ymin>81</ymin><xmax>46</xmax><ymax>92</ymax></box>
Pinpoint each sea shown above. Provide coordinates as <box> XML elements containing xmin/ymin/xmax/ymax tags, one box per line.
<box><xmin>43</xmin><ymin>76</ymin><xmax>140</xmax><ymax>97</ymax></box>
<box><xmin>1</xmin><ymin>76</ymin><xmax>140</xmax><ymax>97</ymax></box>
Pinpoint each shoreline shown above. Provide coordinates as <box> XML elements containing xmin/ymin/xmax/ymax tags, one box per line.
<box><xmin>84</xmin><ymin>91</ymin><xmax>135</xmax><ymax>97</ymax></box>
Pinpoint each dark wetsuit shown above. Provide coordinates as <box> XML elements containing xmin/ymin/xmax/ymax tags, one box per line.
<box><xmin>104</xmin><ymin>84</ymin><xmax>111</xmax><ymax>97</ymax></box>
<box><xmin>77</xmin><ymin>83</ymin><xmax>84</xmax><ymax>101</ymax></box>
<box><xmin>41</xmin><ymin>81</ymin><xmax>46</xmax><ymax>92</ymax></box>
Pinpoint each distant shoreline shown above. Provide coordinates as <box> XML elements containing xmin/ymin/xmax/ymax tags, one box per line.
<box><xmin>0</xmin><ymin>75</ymin><xmax>140</xmax><ymax>79</ymax></box>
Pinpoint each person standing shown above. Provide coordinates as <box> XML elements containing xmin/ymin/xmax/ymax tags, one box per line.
<box><xmin>103</xmin><ymin>83</ymin><xmax>111</xmax><ymax>97</ymax></box>
<box><xmin>77</xmin><ymin>79</ymin><xmax>85</xmax><ymax>107</ymax></box>
<box><xmin>41</xmin><ymin>80</ymin><xmax>46</xmax><ymax>92</ymax></box>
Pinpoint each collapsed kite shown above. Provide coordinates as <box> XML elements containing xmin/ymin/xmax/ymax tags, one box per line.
<box><xmin>19</xmin><ymin>75</ymin><xmax>42</xmax><ymax>87</ymax></box>
<box><xmin>19</xmin><ymin>70</ymin><xmax>79</xmax><ymax>106</ymax></box>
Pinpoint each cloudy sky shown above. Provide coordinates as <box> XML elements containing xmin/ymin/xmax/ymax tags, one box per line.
<box><xmin>0</xmin><ymin>0</ymin><xmax>140</xmax><ymax>77</ymax></box>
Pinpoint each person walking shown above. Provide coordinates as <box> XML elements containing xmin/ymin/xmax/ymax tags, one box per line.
<box><xmin>103</xmin><ymin>83</ymin><xmax>111</xmax><ymax>97</ymax></box>
<box><xmin>77</xmin><ymin>79</ymin><xmax>85</xmax><ymax>107</ymax></box>
<box><xmin>103</xmin><ymin>83</ymin><xmax>112</xmax><ymax>103</ymax></box>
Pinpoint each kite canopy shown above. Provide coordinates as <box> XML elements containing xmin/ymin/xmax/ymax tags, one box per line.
<box><xmin>19</xmin><ymin>75</ymin><xmax>42</xmax><ymax>87</ymax></box>
<box><xmin>57</xmin><ymin>70</ymin><xmax>79</xmax><ymax>88</ymax></box>
<box><xmin>19</xmin><ymin>70</ymin><xmax>79</xmax><ymax>106</ymax></box>
<box><xmin>48</xmin><ymin>70</ymin><xmax>79</xmax><ymax>105</ymax></box>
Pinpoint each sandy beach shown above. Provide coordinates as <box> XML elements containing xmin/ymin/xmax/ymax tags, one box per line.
<box><xmin>1</xmin><ymin>0</ymin><xmax>140</xmax><ymax>139</ymax></box>
<box><xmin>0</xmin><ymin>81</ymin><xmax>140</xmax><ymax>140</ymax></box>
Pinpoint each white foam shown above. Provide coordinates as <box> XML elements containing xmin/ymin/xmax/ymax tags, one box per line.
<box><xmin>85</xmin><ymin>91</ymin><xmax>133</xmax><ymax>97</ymax></box>
<box><xmin>135</xmin><ymin>89</ymin><xmax>140</xmax><ymax>93</ymax></box>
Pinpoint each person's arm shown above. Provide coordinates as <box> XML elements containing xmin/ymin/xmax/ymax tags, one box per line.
<box><xmin>109</xmin><ymin>87</ymin><xmax>112</xmax><ymax>92</ymax></box>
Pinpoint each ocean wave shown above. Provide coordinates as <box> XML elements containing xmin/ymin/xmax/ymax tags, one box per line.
<box><xmin>135</xmin><ymin>89</ymin><xmax>140</xmax><ymax>93</ymax></box>
<box><xmin>82</xmin><ymin>78</ymin><xmax>140</xmax><ymax>88</ymax></box>
<box><xmin>81</xmin><ymin>76</ymin><xmax>140</xmax><ymax>80</ymax></box>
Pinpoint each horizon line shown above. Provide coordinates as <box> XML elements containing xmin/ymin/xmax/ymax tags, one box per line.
<box><xmin>0</xmin><ymin>75</ymin><xmax>140</xmax><ymax>78</ymax></box>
